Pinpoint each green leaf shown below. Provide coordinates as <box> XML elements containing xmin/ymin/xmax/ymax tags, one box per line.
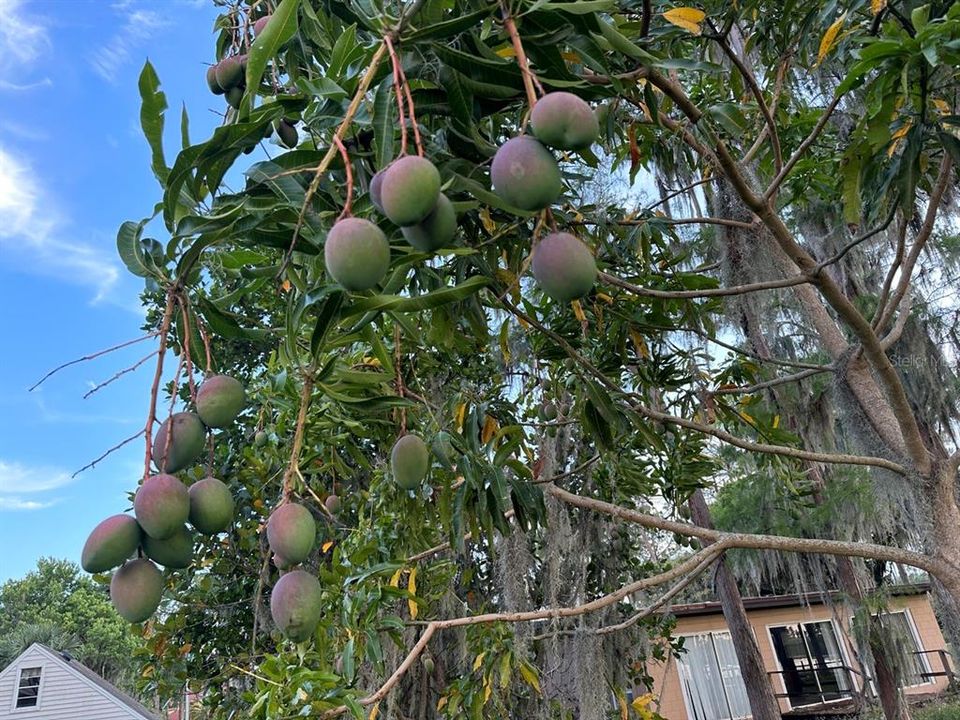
<box><xmin>311</xmin><ymin>291</ymin><xmax>344</xmax><ymax>357</ymax></box>
<box><xmin>243</xmin><ymin>0</ymin><xmax>301</xmax><ymax>115</ymax></box>
<box><xmin>116</xmin><ymin>220</ymin><xmax>157</xmax><ymax>279</ymax></box>
<box><xmin>938</xmin><ymin>131</ymin><xmax>960</xmax><ymax>168</ymax></box>
<box><xmin>527</xmin><ymin>0</ymin><xmax>615</xmax><ymax>14</ymax></box>
<box><xmin>372</xmin><ymin>77</ymin><xmax>395</xmax><ymax>170</ymax></box>
<box><xmin>138</xmin><ymin>60</ymin><xmax>169</xmax><ymax>187</ymax></box>
<box><xmin>343</xmin><ymin>277</ymin><xmax>490</xmax><ymax>316</ymax></box>
<box><xmin>403</xmin><ymin>8</ymin><xmax>495</xmax><ymax>42</ymax></box>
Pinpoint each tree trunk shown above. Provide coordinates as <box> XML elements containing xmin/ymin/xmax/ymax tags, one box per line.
<box><xmin>689</xmin><ymin>490</ymin><xmax>783</xmax><ymax>720</ymax></box>
<box><xmin>835</xmin><ymin>554</ymin><xmax>911</xmax><ymax>720</ymax></box>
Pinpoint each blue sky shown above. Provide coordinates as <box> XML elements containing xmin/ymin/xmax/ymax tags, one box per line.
<box><xmin>0</xmin><ymin>0</ymin><xmax>224</xmax><ymax>581</ymax></box>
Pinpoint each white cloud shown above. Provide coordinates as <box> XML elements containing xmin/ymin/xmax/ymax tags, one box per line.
<box><xmin>90</xmin><ymin>7</ymin><xmax>167</xmax><ymax>83</ymax></box>
<box><xmin>0</xmin><ymin>459</ymin><xmax>71</xmax><ymax>512</ymax></box>
<box><xmin>0</xmin><ymin>0</ymin><xmax>51</xmax><ymax>88</ymax></box>
<box><xmin>0</xmin><ymin>146</ymin><xmax>121</xmax><ymax>303</ymax></box>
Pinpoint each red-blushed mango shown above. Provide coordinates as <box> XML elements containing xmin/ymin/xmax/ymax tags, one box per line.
<box><xmin>196</xmin><ymin>375</ymin><xmax>246</xmax><ymax>428</ymax></box>
<box><xmin>188</xmin><ymin>476</ymin><xmax>235</xmax><ymax>534</ymax></box>
<box><xmin>391</xmin><ymin>434</ymin><xmax>429</xmax><ymax>490</ymax></box>
<box><xmin>370</xmin><ymin>167</ymin><xmax>388</xmax><ymax>211</ymax></box>
<box><xmin>110</xmin><ymin>559</ymin><xmax>164</xmax><ymax>623</ymax></box>
<box><xmin>142</xmin><ymin>525</ymin><xmax>194</xmax><ymax>569</ymax></box>
<box><xmin>81</xmin><ymin>515</ymin><xmax>141</xmax><ymax>573</ymax></box>
<box><xmin>266</xmin><ymin>503</ymin><xmax>316</xmax><ymax>565</ymax></box>
<box><xmin>324</xmin><ymin>217</ymin><xmax>390</xmax><ymax>291</ymax></box>
<box><xmin>530</xmin><ymin>92</ymin><xmax>599</xmax><ymax>151</ymax></box>
<box><xmin>324</xmin><ymin>494</ymin><xmax>341</xmax><ymax>515</ymax></box>
<box><xmin>532</xmin><ymin>232</ymin><xmax>597</xmax><ymax>302</ymax></box>
<box><xmin>490</xmin><ymin>136</ymin><xmax>562</xmax><ymax>211</ymax></box>
<box><xmin>153</xmin><ymin>412</ymin><xmax>206</xmax><ymax>473</ymax></box>
<box><xmin>270</xmin><ymin>569</ymin><xmax>323</xmax><ymax>641</ymax></box>
<box><xmin>214</xmin><ymin>55</ymin><xmax>245</xmax><ymax>91</ymax></box>
<box><xmin>253</xmin><ymin>14</ymin><xmax>271</xmax><ymax>36</ymax></box>
<box><xmin>273</xmin><ymin>553</ymin><xmax>294</xmax><ymax>570</ymax></box>
<box><xmin>135</xmin><ymin>474</ymin><xmax>190</xmax><ymax>540</ymax></box>
<box><xmin>206</xmin><ymin>65</ymin><xmax>225</xmax><ymax>95</ymax></box>
<box><xmin>380</xmin><ymin>156</ymin><xmax>441</xmax><ymax>226</ymax></box>
<box><xmin>401</xmin><ymin>193</ymin><xmax>456</xmax><ymax>252</ymax></box>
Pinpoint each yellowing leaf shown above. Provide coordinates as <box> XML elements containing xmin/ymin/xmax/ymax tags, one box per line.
<box><xmin>473</xmin><ymin>653</ymin><xmax>486</xmax><ymax>672</ymax></box>
<box><xmin>739</xmin><ymin>410</ymin><xmax>756</xmax><ymax>426</ymax></box>
<box><xmin>481</xmin><ymin>414</ymin><xmax>499</xmax><ymax>444</ymax></box>
<box><xmin>888</xmin><ymin>121</ymin><xmax>913</xmax><ymax>158</ymax></box>
<box><xmin>483</xmin><ymin>679</ymin><xmax>493</xmax><ymax>702</ymax></box>
<box><xmin>595</xmin><ymin>292</ymin><xmax>614</xmax><ymax>304</ymax></box>
<box><xmin>479</xmin><ymin>207</ymin><xmax>497</xmax><ymax>234</ymax></box>
<box><xmin>496</xmin><ymin>46</ymin><xmax>516</xmax><ymax>58</ymax></box>
<box><xmin>281</xmin><ymin>278</ymin><xmax>292</xmax><ymax>292</ymax></box>
<box><xmin>629</xmin><ymin>327</ymin><xmax>650</xmax><ymax>359</ymax></box>
<box><xmin>322</xmin><ymin>540</ymin><xmax>335</xmax><ymax>553</ymax></box>
<box><xmin>663</xmin><ymin>7</ymin><xmax>707</xmax><ymax>35</ymax></box>
<box><xmin>871</xmin><ymin>0</ymin><xmax>886</xmax><ymax>14</ymax></box>
<box><xmin>772</xmin><ymin>414</ymin><xmax>780</xmax><ymax>429</ymax></box>
<box><xmin>389</xmin><ymin>567</ymin><xmax>404</xmax><ymax>588</ymax></box>
<box><xmin>518</xmin><ymin>661</ymin><xmax>541</xmax><ymax>694</ymax></box>
<box><xmin>407</xmin><ymin>567</ymin><xmax>418</xmax><ymax>621</ymax></box>
<box><xmin>571</xmin><ymin>299</ymin><xmax>586</xmax><ymax>322</ymax></box>
<box><xmin>933</xmin><ymin>98</ymin><xmax>951</xmax><ymax>116</ymax></box>
<box><xmin>561</xmin><ymin>51</ymin><xmax>581</xmax><ymax>63</ymax></box>
<box><xmin>455</xmin><ymin>402</ymin><xmax>467</xmax><ymax>433</ymax></box>
<box><xmin>817</xmin><ymin>13</ymin><xmax>847</xmax><ymax>65</ymax></box>
<box><xmin>617</xmin><ymin>690</ymin><xmax>628</xmax><ymax>720</ymax></box>
<box><xmin>437</xmin><ymin>697</ymin><xmax>448</xmax><ymax>712</ymax></box>
<box><xmin>632</xmin><ymin>692</ymin><xmax>657</xmax><ymax>720</ymax></box>
<box><xmin>368</xmin><ymin>702</ymin><xmax>380</xmax><ymax>720</ymax></box>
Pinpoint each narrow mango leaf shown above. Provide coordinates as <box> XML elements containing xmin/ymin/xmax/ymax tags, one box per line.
<box><xmin>518</xmin><ymin>661</ymin><xmax>541</xmax><ymax>693</ymax></box>
<box><xmin>481</xmin><ymin>415</ymin><xmax>499</xmax><ymax>444</ymax></box>
<box><xmin>368</xmin><ymin>702</ymin><xmax>380</xmax><ymax>720</ymax></box>
<box><xmin>455</xmin><ymin>402</ymin><xmax>467</xmax><ymax>433</ymax></box>
<box><xmin>817</xmin><ymin>13</ymin><xmax>847</xmax><ymax>65</ymax></box>
<box><xmin>663</xmin><ymin>7</ymin><xmax>707</xmax><ymax>35</ymax></box>
<box><xmin>473</xmin><ymin>652</ymin><xmax>485</xmax><ymax>671</ymax></box>
<box><xmin>407</xmin><ymin>567</ymin><xmax>418</xmax><ymax>619</ymax></box>
<box><xmin>343</xmin><ymin>276</ymin><xmax>490</xmax><ymax>316</ymax></box>
<box><xmin>243</xmin><ymin>0</ymin><xmax>301</xmax><ymax>115</ymax></box>
<box><xmin>389</xmin><ymin>567</ymin><xmax>404</xmax><ymax>588</ymax></box>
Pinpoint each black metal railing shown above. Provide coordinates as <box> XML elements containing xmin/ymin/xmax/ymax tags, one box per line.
<box><xmin>766</xmin><ymin>665</ymin><xmax>866</xmax><ymax>708</ymax></box>
<box><xmin>913</xmin><ymin>649</ymin><xmax>955</xmax><ymax>682</ymax></box>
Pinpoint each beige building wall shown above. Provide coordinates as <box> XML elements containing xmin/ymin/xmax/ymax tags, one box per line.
<box><xmin>647</xmin><ymin>593</ymin><xmax>952</xmax><ymax>720</ymax></box>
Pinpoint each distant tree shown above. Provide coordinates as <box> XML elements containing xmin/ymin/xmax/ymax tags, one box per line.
<box><xmin>0</xmin><ymin>558</ymin><xmax>140</xmax><ymax>689</ymax></box>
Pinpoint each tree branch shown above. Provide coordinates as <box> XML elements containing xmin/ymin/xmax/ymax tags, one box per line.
<box><xmin>600</xmin><ymin>270</ymin><xmax>811</xmax><ymax>299</ymax></box>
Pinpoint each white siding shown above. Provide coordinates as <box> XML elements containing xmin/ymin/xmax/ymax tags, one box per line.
<box><xmin>0</xmin><ymin>646</ymin><xmax>142</xmax><ymax>720</ymax></box>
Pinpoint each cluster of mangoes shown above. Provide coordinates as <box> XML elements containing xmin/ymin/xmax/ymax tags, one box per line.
<box><xmin>491</xmin><ymin>92</ymin><xmax>600</xmax><ymax>303</ymax></box>
<box><xmin>80</xmin><ymin>375</ymin><xmax>245</xmax><ymax>623</ymax></box>
<box><xmin>324</xmin><ymin>155</ymin><xmax>454</xmax><ymax>292</ymax></box>
<box><xmin>266</xmin><ymin>433</ymin><xmax>430</xmax><ymax>641</ymax></box>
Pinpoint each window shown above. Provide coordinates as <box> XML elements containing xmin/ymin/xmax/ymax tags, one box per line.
<box><xmin>676</xmin><ymin>631</ymin><xmax>751</xmax><ymax>720</ymax></box>
<box><xmin>877</xmin><ymin>610</ymin><xmax>931</xmax><ymax>687</ymax></box>
<box><xmin>768</xmin><ymin>620</ymin><xmax>851</xmax><ymax>708</ymax></box>
<box><xmin>15</xmin><ymin>667</ymin><xmax>41</xmax><ymax>709</ymax></box>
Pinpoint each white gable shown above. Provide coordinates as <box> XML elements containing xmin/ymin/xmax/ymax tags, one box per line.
<box><xmin>0</xmin><ymin>644</ymin><xmax>155</xmax><ymax>720</ymax></box>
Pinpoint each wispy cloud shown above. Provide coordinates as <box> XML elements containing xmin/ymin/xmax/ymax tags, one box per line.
<box><xmin>0</xmin><ymin>0</ymin><xmax>51</xmax><ymax>89</ymax></box>
<box><xmin>90</xmin><ymin>7</ymin><xmax>167</xmax><ymax>83</ymax></box>
<box><xmin>0</xmin><ymin>146</ymin><xmax>121</xmax><ymax>302</ymax></box>
<box><xmin>0</xmin><ymin>459</ymin><xmax>71</xmax><ymax>511</ymax></box>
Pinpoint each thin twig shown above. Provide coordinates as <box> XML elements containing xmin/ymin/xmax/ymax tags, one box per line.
<box><xmin>83</xmin><ymin>350</ymin><xmax>159</xmax><ymax>400</ymax></box>
<box><xmin>282</xmin><ymin>371</ymin><xmax>315</xmax><ymax>501</ymax></box>
<box><xmin>144</xmin><ymin>289</ymin><xmax>178</xmax><ymax>480</ymax></box>
<box><xmin>384</xmin><ymin>34</ymin><xmax>408</xmax><ymax>156</ymax></box>
<box><xmin>29</xmin><ymin>332</ymin><xmax>159</xmax><ymax>392</ymax></box>
<box><xmin>333</xmin><ymin>136</ymin><xmax>354</xmax><ymax>219</ymax></box>
<box><xmin>73</xmin><ymin>429</ymin><xmax>146</xmax><ymax>478</ymax></box>
<box><xmin>387</xmin><ymin>35</ymin><xmax>423</xmax><ymax>157</ymax></box>
<box><xmin>501</xmin><ymin>2</ymin><xmax>539</xmax><ymax>111</ymax></box>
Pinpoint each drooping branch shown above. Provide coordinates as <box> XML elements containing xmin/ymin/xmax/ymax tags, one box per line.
<box><xmin>600</xmin><ymin>270</ymin><xmax>811</xmax><ymax>299</ymax></box>
<box><xmin>640</xmin><ymin>67</ymin><xmax>933</xmax><ymax>474</ymax></box>
<box><xmin>83</xmin><ymin>350</ymin><xmax>159</xmax><ymax>400</ymax></box>
<box><xmin>282</xmin><ymin>370</ymin><xmax>315</xmax><ymax>501</ymax></box>
<box><xmin>712</xmin><ymin>367</ymin><xmax>832</xmax><ymax>396</ymax></box>
<box><xmin>494</xmin><ymin>292</ymin><xmax>906</xmax><ymax>475</ymax></box>
<box><xmin>28</xmin><ymin>332</ymin><xmax>159</xmax><ymax>392</ymax></box>
<box><xmin>501</xmin><ymin>2</ymin><xmax>541</xmax><ymax>111</ymax></box>
<box><xmin>547</xmin><ymin>485</ymin><xmax>946</xmax><ymax>575</ymax></box>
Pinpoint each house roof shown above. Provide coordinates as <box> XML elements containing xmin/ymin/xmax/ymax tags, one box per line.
<box><xmin>11</xmin><ymin>644</ymin><xmax>161</xmax><ymax>720</ymax></box>
<box><xmin>669</xmin><ymin>582</ymin><xmax>931</xmax><ymax>618</ymax></box>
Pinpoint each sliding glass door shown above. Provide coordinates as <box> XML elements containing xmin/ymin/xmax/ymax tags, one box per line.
<box><xmin>768</xmin><ymin>620</ymin><xmax>851</xmax><ymax>708</ymax></box>
<box><xmin>676</xmin><ymin>631</ymin><xmax>751</xmax><ymax>720</ymax></box>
